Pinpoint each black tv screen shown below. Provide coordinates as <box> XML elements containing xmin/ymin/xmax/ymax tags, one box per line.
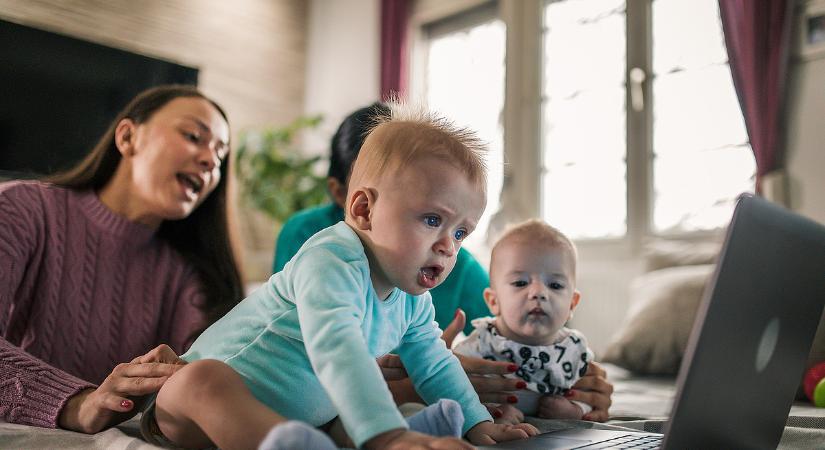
<box><xmin>0</xmin><ymin>19</ymin><xmax>199</xmax><ymax>178</ymax></box>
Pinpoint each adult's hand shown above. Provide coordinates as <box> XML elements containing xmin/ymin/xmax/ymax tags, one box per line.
<box><xmin>376</xmin><ymin>354</ymin><xmax>407</xmax><ymax>382</ymax></box>
<box><xmin>442</xmin><ymin>309</ymin><xmax>525</xmax><ymax>405</ymax></box>
<box><xmin>537</xmin><ymin>360</ymin><xmax>614</xmax><ymax>422</ymax></box>
<box><xmin>58</xmin><ymin>344</ymin><xmax>186</xmax><ymax>433</ymax></box>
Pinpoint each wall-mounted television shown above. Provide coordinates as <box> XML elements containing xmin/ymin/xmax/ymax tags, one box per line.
<box><xmin>0</xmin><ymin>19</ymin><xmax>199</xmax><ymax>178</ymax></box>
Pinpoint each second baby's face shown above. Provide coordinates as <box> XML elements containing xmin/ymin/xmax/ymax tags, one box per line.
<box><xmin>487</xmin><ymin>240</ymin><xmax>580</xmax><ymax>346</ymax></box>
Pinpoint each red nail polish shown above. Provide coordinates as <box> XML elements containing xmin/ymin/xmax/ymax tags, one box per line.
<box><xmin>582</xmin><ymin>414</ymin><xmax>592</xmax><ymax>421</ymax></box>
<box><xmin>507</xmin><ymin>364</ymin><xmax>517</xmax><ymax>372</ymax></box>
<box><xmin>516</xmin><ymin>381</ymin><xmax>527</xmax><ymax>389</ymax></box>
<box><xmin>121</xmin><ymin>399</ymin><xmax>132</xmax><ymax>408</ymax></box>
<box><xmin>564</xmin><ymin>389</ymin><xmax>575</xmax><ymax>398</ymax></box>
<box><xmin>454</xmin><ymin>309</ymin><xmax>460</xmax><ymax>318</ymax></box>
<box><xmin>507</xmin><ymin>395</ymin><xmax>518</xmax><ymax>403</ymax></box>
<box><xmin>493</xmin><ymin>409</ymin><xmax>503</xmax><ymax>418</ymax></box>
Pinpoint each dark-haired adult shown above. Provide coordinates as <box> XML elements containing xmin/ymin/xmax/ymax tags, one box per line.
<box><xmin>272</xmin><ymin>103</ymin><xmax>614</xmax><ymax>422</ymax></box>
<box><xmin>0</xmin><ymin>85</ymin><xmax>244</xmax><ymax>434</ymax></box>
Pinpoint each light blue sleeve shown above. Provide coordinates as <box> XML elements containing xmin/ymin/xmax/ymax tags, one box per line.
<box><xmin>397</xmin><ymin>295</ymin><xmax>493</xmax><ymax>434</ymax></box>
<box><xmin>291</xmin><ymin>246</ymin><xmax>407</xmax><ymax>447</ymax></box>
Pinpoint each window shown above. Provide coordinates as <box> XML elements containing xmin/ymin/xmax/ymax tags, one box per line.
<box><xmin>541</xmin><ymin>0</ymin><xmax>754</xmax><ymax>241</ymax></box>
<box><xmin>418</xmin><ymin>3</ymin><xmax>506</xmax><ymax>255</ymax></box>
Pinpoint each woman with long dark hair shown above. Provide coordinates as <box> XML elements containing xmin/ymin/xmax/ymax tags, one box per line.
<box><xmin>0</xmin><ymin>85</ymin><xmax>244</xmax><ymax>433</ymax></box>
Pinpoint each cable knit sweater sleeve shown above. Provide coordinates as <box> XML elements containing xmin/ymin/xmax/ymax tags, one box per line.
<box><xmin>0</xmin><ymin>183</ymin><xmax>94</xmax><ymax>428</ymax></box>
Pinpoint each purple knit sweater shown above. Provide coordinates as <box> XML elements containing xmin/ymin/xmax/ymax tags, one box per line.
<box><xmin>0</xmin><ymin>180</ymin><xmax>207</xmax><ymax>428</ymax></box>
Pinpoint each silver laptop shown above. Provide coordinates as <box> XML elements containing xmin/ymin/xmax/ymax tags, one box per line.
<box><xmin>481</xmin><ymin>194</ymin><xmax>825</xmax><ymax>449</ymax></box>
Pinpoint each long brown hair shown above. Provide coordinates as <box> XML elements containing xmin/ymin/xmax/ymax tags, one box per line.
<box><xmin>47</xmin><ymin>85</ymin><xmax>243</xmax><ymax>328</ymax></box>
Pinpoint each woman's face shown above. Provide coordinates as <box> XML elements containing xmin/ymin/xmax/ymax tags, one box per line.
<box><xmin>121</xmin><ymin>97</ymin><xmax>229</xmax><ymax>224</ymax></box>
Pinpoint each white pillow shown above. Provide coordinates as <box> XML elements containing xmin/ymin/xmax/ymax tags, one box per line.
<box><xmin>644</xmin><ymin>239</ymin><xmax>721</xmax><ymax>272</ymax></box>
<box><xmin>601</xmin><ymin>265</ymin><xmax>714</xmax><ymax>375</ymax></box>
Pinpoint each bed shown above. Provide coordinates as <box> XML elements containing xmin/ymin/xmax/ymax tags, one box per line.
<box><xmin>2</xmin><ymin>363</ymin><xmax>824</xmax><ymax>449</ymax></box>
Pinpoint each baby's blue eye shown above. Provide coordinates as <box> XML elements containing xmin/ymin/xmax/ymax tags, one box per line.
<box><xmin>424</xmin><ymin>215</ymin><xmax>441</xmax><ymax>227</ymax></box>
<box><xmin>512</xmin><ymin>280</ymin><xmax>528</xmax><ymax>287</ymax></box>
<box><xmin>454</xmin><ymin>229</ymin><xmax>467</xmax><ymax>241</ymax></box>
<box><xmin>549</xmin><ymin>282</ymin><xmax>564</xmax><ymax>290</ymax></box>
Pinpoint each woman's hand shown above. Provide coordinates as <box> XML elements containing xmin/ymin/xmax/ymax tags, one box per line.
<box><xmin>537</xmin><ymin>361</ymin><xmax>614</xmax><ymax>422</ymax></box>
<box><xmin>442</xmin><ymin>309</ymin><xmax>526</xmax><ymax>404</ymax></box>
<box><xmin>58</xmin><ymin>344</ymin><xmax>186</xmax><ymax>433</ymax></box>
<box><xmin>376</xmin><ymin>354</ymin><xmax>407</xmax><ymax>382</ymax></box>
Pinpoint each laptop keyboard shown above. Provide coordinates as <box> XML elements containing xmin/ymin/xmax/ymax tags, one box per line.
<box><xmin>573</xmin><ymin>434</ymin><xmax>663</xmax><ymax>449</ymax></box>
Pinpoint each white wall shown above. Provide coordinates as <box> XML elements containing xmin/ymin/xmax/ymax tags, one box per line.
<box><xmin>303</xmin><ymin>0</ymin><xmax>380</xmax><ymax>156</ymax></box>
<box><xmin>786</xmin><ymin>55</ymin><xmax>825</xmax><ymax>224</ymax></box>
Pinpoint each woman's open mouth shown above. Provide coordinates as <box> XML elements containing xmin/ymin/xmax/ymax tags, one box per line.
<box><xmin>177</xmin><ymin>173</ymin><xmax>204</xmax><ymax>199</ymax></box>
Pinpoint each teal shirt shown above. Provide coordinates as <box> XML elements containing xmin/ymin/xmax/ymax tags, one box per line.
<box><xmin>273</xmin><ymin>204</ymin><xmax>491</xmax><ymax>335</ymax></box>
<box><xmin>185</xmin><ymin>222</ymin><xmax>491</xmax><ymax>447</ymax></box>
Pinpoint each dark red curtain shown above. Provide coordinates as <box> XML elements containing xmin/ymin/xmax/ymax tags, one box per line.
<box><xmin>380</xmin><ymin>0</ymin><xmax>410</xmax><ymax>101</ymax></box>
<box><xmin>718</xmin><ymin>0</ymin><xmax>794</xmax><ymax>193</ymax></box>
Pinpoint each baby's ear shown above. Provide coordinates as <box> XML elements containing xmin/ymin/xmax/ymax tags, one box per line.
<box><xmin>347</xmin><ymin>187</ymin><xmax>375</xmax><ymax>230</ymax></box>
<box><xmin>483</xmin><ymin>287</ymin><xmax>500</xmax><ymax>315</ymax></box>
<box><xmin>570</xmin><ymin>290</ymin><xmax>581</xmax><ymax>310</ymax></box>
<box><xmin>567</xmin><ymin>290</ymin><xmax>581</xmax><ymax>321</ymax></box>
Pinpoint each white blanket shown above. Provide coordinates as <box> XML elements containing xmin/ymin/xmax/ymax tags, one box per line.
<box><xmin>2</xmin><ymin>364</ymin><xmax>823</xmax><ymax>449</ymax></box>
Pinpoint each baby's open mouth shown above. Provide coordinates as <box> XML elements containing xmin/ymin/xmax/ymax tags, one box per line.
<box><xmin>528</xmin><ymin>307</ymin><xmax>547</xmax><ymax>316</ymax></box>
<box><xmin>420</xmin><ymin>266</ymin><xmax>443</xmax><ymax>280</ymax></box>
<box><xmin>418</xmin><ymin>265</ymin><xmax>444</xmax><ymax>288</ymax></box>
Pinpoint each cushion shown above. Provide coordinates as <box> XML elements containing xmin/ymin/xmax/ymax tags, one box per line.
<box><xmin>644</xmin><ymin>239</ymin><xmax>721</xmax><ymax>272</ymax></box>
<box><xmin>601</xmin><ymin>264</ymin><xmax>715</xmax><ymax>375</ymax></box>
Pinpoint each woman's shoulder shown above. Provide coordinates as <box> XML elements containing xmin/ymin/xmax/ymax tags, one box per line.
<box><xmin>0</xmin><ymin>179</ymin><xmax>66</xmax><ymax>199</ymax></box>
<box><xmin>281</xmin><ymin>204</ymin><xmax>343</xmax><ymax>235</ymax></box>
<box><xmin>0</xmin><ymin>180</ymin><xmax>69</xmax><ymax>216</ymax></box>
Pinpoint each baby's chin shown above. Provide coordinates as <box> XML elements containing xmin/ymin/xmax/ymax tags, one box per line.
<box><xmin>500</xmin><ymin>322</ymin><xmax>560</xmax><ymax>346</ymax></box>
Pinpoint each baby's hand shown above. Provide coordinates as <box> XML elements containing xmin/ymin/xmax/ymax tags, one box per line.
<box><xmin>537</xmin><ymin>395</ymin><xmax>585</xmax><ymax>420</ymax></box>
<box><xmin>465</xmin><ymin>420</ymin><xmax>539</xmax><ymax>445</ymax></box>
<box><xmin>486</xmin><ymin>403</ymin><xmax>524</xmax><ymax>425</ymax></box>
<box><xmin>365</xmin><ymin>429</ymin><xmax>474</xmax><ymax>450</ymax></box>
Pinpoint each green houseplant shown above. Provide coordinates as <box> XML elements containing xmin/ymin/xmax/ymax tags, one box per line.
<box><xmin>234</xmin><ymin>115</ymin><xmax>328</xmax><ymax>224</ymax></box>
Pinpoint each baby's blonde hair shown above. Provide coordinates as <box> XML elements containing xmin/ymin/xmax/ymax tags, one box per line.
<box><xmin>346</xmin><ymin>100</ymin><xmax>488</xmax><ymax>196</ymax></box>
<box><xmin>490</xmin><ymin>219</ymin><xmax>578</xmax><ymax>280</ymax></box>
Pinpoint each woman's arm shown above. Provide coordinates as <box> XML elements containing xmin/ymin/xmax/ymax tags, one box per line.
<box><xmin>383</xmin><ymin>309</ymin><xmax>524</xmax><ymax>406</ymax></box>
<box><xmin>0</xmin><ymin>338</ymin><xmax>94</xmax><ymax>428</ymax></box>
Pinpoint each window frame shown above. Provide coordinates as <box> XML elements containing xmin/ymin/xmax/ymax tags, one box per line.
<box><xmin>411</xmin><ymin>0</ymin><xmax>727</xmax><ymax>260</ymax></box>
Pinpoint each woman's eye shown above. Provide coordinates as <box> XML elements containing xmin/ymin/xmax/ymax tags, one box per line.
<box><xmin>184</xmin><ymin>132</ymin><xmax>200</xmax><ymax>143</ymax></box>
<box><xmin>424</xmin><ymin>216</ymin><xmax>441</xmax><ymax>227</ymax></box>
<box><xmin>454</xmin><ymin>229</ymin><xmax>467</xmax><ymax>241</ymax></box>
